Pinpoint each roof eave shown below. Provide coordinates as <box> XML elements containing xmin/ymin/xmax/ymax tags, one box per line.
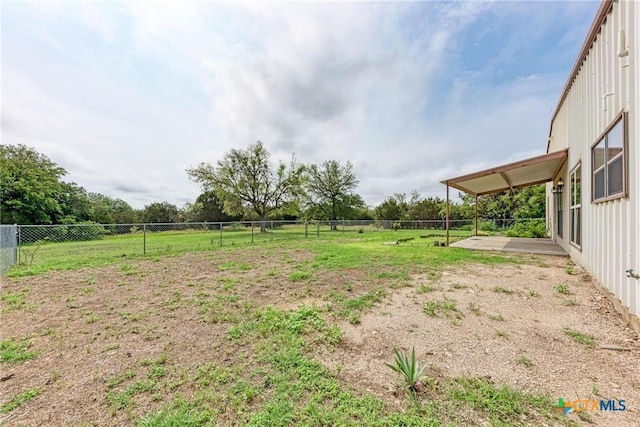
<box><xmin>547</xmin><ymin>0</ymin><xmax>614</xmax><ymax>152</ymax></box>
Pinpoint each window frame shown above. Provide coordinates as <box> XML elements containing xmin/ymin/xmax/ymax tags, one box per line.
<box><xmin>591</xmin><ymin>111</ymin><xmax>627</xmax><ymax>203</ymax></box>
<box><xmin>569</xmin><ymin>162</ymin><xmax>582</xmax><ymax>249</ymax></box>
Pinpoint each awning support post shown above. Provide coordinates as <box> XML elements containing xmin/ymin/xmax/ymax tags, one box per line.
<box><xmin>446</xmin><ymin>184</ymin><xmax>450</xmax><ymax>247</ymax></box>
<box><xmin>475</xmin><ymin>194</ymin><xmax>478</xmax><ymax>236</ymax></box>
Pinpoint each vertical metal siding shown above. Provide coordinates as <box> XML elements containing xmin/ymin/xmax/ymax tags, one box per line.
<box><xmin>550</xmin><ymin>0</ymin><xmax>639</xmax><ymax>319</ymax></box>
<box><xmin>630</xmin><ymin>0</ymin><xmax>640</xmax><ymax>320</ymax></box>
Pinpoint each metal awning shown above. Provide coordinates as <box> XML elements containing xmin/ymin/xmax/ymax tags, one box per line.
<box><xmin>440</xmin><ymin>149</ymin><xmax>568</xmax><ymax>196</ymax></box>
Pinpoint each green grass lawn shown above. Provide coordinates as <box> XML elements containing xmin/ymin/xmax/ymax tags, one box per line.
<box><xmin>9</xmin><ymin>226</ymin><xmax>472</xmax><ymax>276</ymax></box>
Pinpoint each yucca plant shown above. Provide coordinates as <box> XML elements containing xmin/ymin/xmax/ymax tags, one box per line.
<box><xmin>385</xmin><ymin>347</ymin><xmax>426</xmax><ymax>395</ymax></box>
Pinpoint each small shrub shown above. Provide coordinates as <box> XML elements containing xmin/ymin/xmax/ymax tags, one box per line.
<box><xmin>504</xmin><ymin>219</ymin><xmax>547</xmax><ymax>238</ymax></box>
<box><xmin>478</xmin><ymin>220</ymin><xmax>498</xmax><ymax>232</ymax></box>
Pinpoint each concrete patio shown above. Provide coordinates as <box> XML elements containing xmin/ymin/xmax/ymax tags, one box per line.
<box><xmin>450</xmin><ymin>236</ymin><xmax>567</xmax><ymax>256</ymax></box>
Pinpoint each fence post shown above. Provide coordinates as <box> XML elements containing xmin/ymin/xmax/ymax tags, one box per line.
<box><xmin>219</xmin><ymin>223</ymin><xmax>223</xmax><ymax>247</ymax></box>
<box><xmin>13</xmin><ymin>225</ymin><xmax>18</xmax><ymax>266</ymax></box>
<box><xmin>305</xmin><ymin>222</ymin><xmax>308</xmax><ymax>238</ymax></box>
<box><xmin>342</xmin><ymin>220</ymin><xmax>345</xmax><ymax>234</ymax></box>
<box><xmin>251</xmin><ymin>222</ymin><xmax>254</xmax><ymax>244</ymax></box>
<box><xmin>143</xmin><ymin>224</ymin><xmax>146</xmax><ymax>255</ymax></box>
<box><xmin>317</xmin><ymin>222</ymin><xmax>320</xmax><ymax>237</ymax></box>
<box><xmin>271</xmin><ymin>221</ymin><xmax>274</xmax><ymax>241</ymax></box>
<box><xmin>16</xmin><ymin>225</ymin><xmax>21</xmax><ymax>266</ymax></box>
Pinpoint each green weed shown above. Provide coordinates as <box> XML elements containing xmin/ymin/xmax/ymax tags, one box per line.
<box><xmin>105</xmin><ymin>369</ymin><xmax>136</xmax><ymax>389</ymax></box>
<box><xmin>565</xmin><ymin>264</ymin><xmax>574</xmax><ymax>275</ymax></box>
<box><xmin>563</xmin><ymin>328</ymin><xmax>596</xmax><ymax>348</ymax></box>
<box><xmin>0</xmin><ymin>388</ymin><xmax>43</xmax><ymax>414</ymax></box>
<box><xmin>1</xmin><ymin>290</ymin><xmax>28</xmax><ymax>312</ymax></box>
<box><xmin>423</xmin><ymin>298</ymin><xmax>462</xmax><ymax>322</ymax></box>
<box><xmin>416</xmin><ymin>284</ymin><xmax>436</xmax><ymax>294</ymax></box>
<box><xmin>516</xmin><ymin>356</ymin><xmax>533</xmax><ymax>367</ymax></box>
<box><xmin>139</xmin><ymin>395</ymin><xmax>217</xmax><ymax>426</ymax></box>
<box><xmin>467</xmin><ymin>302</ymin><xmax>481</xmax><ymax>316</ymax></box>
<box><xmin>447</xmin><ymin>377</ymin><xmax>557</xmax><ymax>424</ymax></box>
<box><xmin>289</xmin><ymin>271</ymin><xmax>311</xmax><ymax>282</ymax></box>
<box><xmin>492</xmin><ymin>286</ymin><xmax>513</xmax><ymax>295</ymax></box>
<box><xmin>0</xmin><ymin>338</ymin><xmax>39</xmax><ymax>364</ymax></box>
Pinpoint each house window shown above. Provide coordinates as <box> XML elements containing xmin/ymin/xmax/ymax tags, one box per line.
<box><xmin>592</xmin><ymin>113</ymin><xmax>626</xmax><ymax>202</ymax></box>
<box><xmin>570</xmin><ymin>163</ymin><xmax>581</xmax><ymax>247</ymax></box>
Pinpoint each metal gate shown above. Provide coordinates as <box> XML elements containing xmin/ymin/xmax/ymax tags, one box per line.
<box><xmin>0</xmin><ymin>224</ymin><xmax>18</xmax><ymax>275</ymax></box>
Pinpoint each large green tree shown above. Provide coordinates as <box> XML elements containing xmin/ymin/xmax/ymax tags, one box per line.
<box><xmin>305</xmin><ymin>160</ymin><xmax>362</xmax><ymax>223</ymax></box>
<box><xmin>375</xmin><ymin>193</ymin><xmax>409</xmax><ymax>221</ymax></box>
<box><xmin>406</xmin><ymin>190</ymin><xmax>444</xmax><ymax>220</ymax></box>
<box><xmin>180</xmin><ymin>191</ymin><xmax>242</xmax><ymax>223</ymax></box>
<box><xmin>198</xmin><ymin>191</ymin><xmax>234</xmax><ymax>222</ymax></box>
<box><xmin>1</xmin><ymin>144</ymin><xmax>68</xmax><ymax>224</ymax></box>
<box><xmin>87</xmin><ymin>193</ymin><xmax>138</xmax><ymax>224</ymax></box>
<box><xmin>57</xmin><ymin>182</ymin><xmax>92</xmax><ymax>223</ymax></box>
<box><xmin>186</xmin><ymin>141</ymin><xmax>304</xmax><ymax>231</ymax></box>
<box><xmin>455</xmin><ymin>184</ymin><xmax>546</xmax><ymax>222</ymax></box>
<box><xmin>142</xmin><ymin>202</ymin><xmax>179</xmax><ymax>223</ymax></box>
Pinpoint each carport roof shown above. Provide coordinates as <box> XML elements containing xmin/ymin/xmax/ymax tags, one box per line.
<box><xmin>440</xmin><ymin>149</ymin><xmax>568</xmax><ymax>196</ymax></box>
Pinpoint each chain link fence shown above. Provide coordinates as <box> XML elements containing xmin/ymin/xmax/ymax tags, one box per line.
<box><xmin>1</xmin><ymin>224</ymin><xmax>18</xmax><ymax>274</ymax></box>
<box><xmin>6</xmin><ymin>218</ymin><xmax>544</xmax><ymax>275</ymax></box>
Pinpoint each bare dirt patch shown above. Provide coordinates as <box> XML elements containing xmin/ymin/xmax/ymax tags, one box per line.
<box><xmin>0</xmin><ymin>247</ymin><xmax>379</xmax><ymax>426</ymax></box>
<box><xmin>321</xmin><ymin>255</ymin><xmax>640</xmax><ymax>426</ymax></box>
<box><xmin>2</xmin><ymin>249</ymin><xmax>639</xmax><ymax>426</ymax></box>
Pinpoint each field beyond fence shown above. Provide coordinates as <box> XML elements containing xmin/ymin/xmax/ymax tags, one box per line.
<box><xmin>0</xmin><ymin>218</ymin><xmax>545</xmax><ymax>275</ymax></box>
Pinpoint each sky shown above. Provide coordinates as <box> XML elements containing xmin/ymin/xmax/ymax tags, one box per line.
<box><xmin>1</xmin><ymin>0</ymin><xmax>601</xmax><ymax>210</ymax></box>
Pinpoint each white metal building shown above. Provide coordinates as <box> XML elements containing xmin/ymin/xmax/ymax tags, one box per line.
<box><xmin>547</xmin><ymin>0</ymin><xmax>639</xmax><ymax>332</ymax></box>
<box><xmin>442</xmin><ymin>0</ymin><xmax>639</xmax><ymax>332</ymax></box>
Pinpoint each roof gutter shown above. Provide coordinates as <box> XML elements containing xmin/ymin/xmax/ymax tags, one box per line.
<box><xmin>547</xmin><ymin>0</ymin><xmax>614</xmax><ymax>152</ymax></box>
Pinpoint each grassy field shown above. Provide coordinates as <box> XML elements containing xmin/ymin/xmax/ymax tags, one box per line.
<box><xmin>1</xmin><ymin>231</ymin><xmax>588</xmax><ymax>426</ymax></box>
<box><xmin>10</xmin><ymin>225</ymin><xmax>471</xmax><ymax>276</ymax></box>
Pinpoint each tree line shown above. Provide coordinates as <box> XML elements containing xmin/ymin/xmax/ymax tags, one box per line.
<box><xmin>0</xmin><ymin>143</ymin><xmax>545</xmax><ymax>226</ymax></box>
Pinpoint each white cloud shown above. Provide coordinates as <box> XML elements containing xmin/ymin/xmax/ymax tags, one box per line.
<box><xmin>1</xmin><ymin>0</ymin><xmax>600</xmax><ymax>210</ymax></box>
